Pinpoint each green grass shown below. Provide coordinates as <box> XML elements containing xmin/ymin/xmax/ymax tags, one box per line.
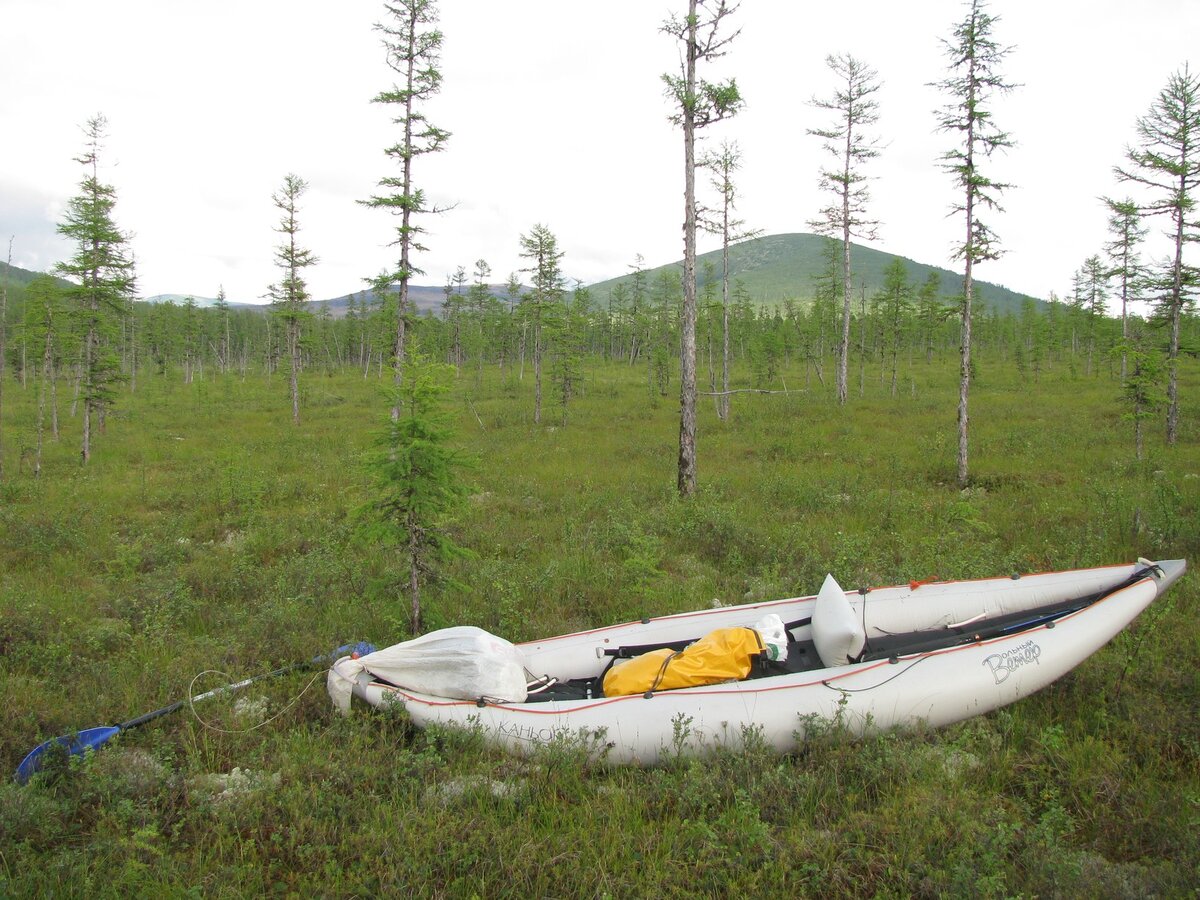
<box><xmin>0</xmin><ymin>349</ymin><xmax>1197</xmax><ymax>897</ymax></box>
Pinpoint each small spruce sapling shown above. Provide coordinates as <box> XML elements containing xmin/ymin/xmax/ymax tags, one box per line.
<box><xmin>360</xmin><ymin>342</ymin><xmax>471</xmax><ymax>635</ymax></box>
<box><xmin>1116</xmin><ymin>326</ymin><xmax>1166</xmax><ymax>461</ymax></box>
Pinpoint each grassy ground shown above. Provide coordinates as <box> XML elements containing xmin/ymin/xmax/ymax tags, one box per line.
<box><xmin>0</xmin><ymin>351</ymin><xmax>1197</xmax><ymax>897</ymax></box>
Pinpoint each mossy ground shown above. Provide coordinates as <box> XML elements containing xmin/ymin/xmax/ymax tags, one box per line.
<box><xmin>0</xmin><ymin>352</ymin><xmax>1196</xmax><ymax>897</ymax></box>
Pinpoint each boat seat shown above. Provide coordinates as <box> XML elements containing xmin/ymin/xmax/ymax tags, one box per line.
<box><xmin>811</xmin><ymin>574</ymin><xmax>866</xmax><ymax>667</ymax></box>
<box><xmin>750</xmin><ymin>639</ymin><xmax>825</xmax><ymax>677</ymax></box>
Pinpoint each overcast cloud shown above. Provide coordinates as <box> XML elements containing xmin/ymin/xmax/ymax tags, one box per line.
<box><xmin>1</xmin><ymin>0</ymin><xmax>1196</xmax><ymax>309</ymax></box>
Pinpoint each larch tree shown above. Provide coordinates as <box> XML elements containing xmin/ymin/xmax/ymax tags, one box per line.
<box><xmin>916</xmin><ymin>271</ymin><xmax>949</xmax><ymax>364</ymax></box>
<box><xmin>518</xmin><ymin>224</ymin><xmax>565</xmax><ymax>426</ymax></box>
<box><xmin>267</xmin><ymin>173</ymin><xmax>318</xmax><ymax>426</ymax></box>
<box><xmin>627</xmin><ymin>255</ymin><xmax>648</xmax><ymax>367</ymax></box>
<box><xmin>25</xmin><ymin>275</ymin><xmax>62</xmax><ymax>476</ymax></box>
<box><xmin>1115</xmin><ymin>63</ymin><xmax>1200</xmax><ymax>444</ymax></box>
<box><xmin>932</xmin><ymin>0</ymin><xmax>1016</xmax><ymax>487</ymax></box>
<box><xmin>504</xmin><ymin>272</ymin><xmax>524</xmax><ymax>379</ymax></box>
<box><xmin>362</xmin><ymin>342</ymin><xmax>470</xmax><ymax>635</ymax></box>
<box><xmin>215</xmin><ymin>285</ymin><xmax>231</xmax><ymax>374</ymax></box>
<box><xmin>876</xmin><ymin>257</ymin><xmax>914</xmax><ymax>398</ymax></box>
<box><xmin>1120</xmin><ymin>321</ymin><xmax>1166</xmax><ymax>462</ymax></box>
<box><xmin>55</xmin><ymin>115</ymin><xmax>137</xmax><ymax>465</ymax></box>
<box><xmin>362</xmin><ymin>0</ymin><xmax>450</xmax><ymax>413</ymax></box>
<box><xmin>699</xmin><ymin>140</ymin><xmax>759</xmax><ymax>420</ymax></box>
<box><xmin>1100</xmin><ymin>198</ymin><xmax>1147</xmax><ymax>383</ymax></box>
<box><xmin>466</xmin><ymin>259</ymin><xmax>492</xmax><ymax>390</ymax></box>
<box><xmin>1078</xmin><ymin>254</ymin><xmax>1109</xmax><ymax>376</ymax></box>
<box><xmin>182</xmin><ymin>297</ymin><xmax>200</xmax><ymax>384</ymax></box>
<box><xmin>808</xmin><ymin>53</ymin><xmax>883</xmax><ymax>407</ymax></box>
<box><xmin>662</xmin><ymin>0</ymin><xmax>743</xmax><ymax>498</ymax></box>
<box><xmin>549</xmin><ymin>284</ymin><xmax>590</xmax><ymax>426</ymax></box>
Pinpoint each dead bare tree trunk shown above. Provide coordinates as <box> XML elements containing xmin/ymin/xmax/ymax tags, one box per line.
<box><xmin>663</xmin><ymin>0</ymin><xmax>743</xmax><ymax>498</ymax></box>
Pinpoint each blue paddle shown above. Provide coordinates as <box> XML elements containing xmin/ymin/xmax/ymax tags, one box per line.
<box><xmin>14</xmin><ymin>641</ymin><xmax>375</xmax><ymax>785</ymax></box>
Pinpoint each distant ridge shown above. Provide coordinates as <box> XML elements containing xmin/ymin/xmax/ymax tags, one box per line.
<box><xmin>23</xmin><ymin>233</ymin><xmax>1041</xmax><ymax>317</ymax></box>
<box><xmin>586</xmin><ymin>233</ymin><xmax>1043</xmax><ymax>314</ymax></box>
<box><xmin>0</xmin><ymin>260</ymin><xmax>73</xmax><ymax>291</ymax></box>
<box><xmin>141</xmin><ymin>285</ymin><xmax>521</xmax><ymax>318</ymax></box>
<box><xmin>313</xmin><ymin>283</ymin><xmax>525</xmax><ymax>319</ymax></box>
<box><xmin>141</xmin><ymin>294</ymin><xmax>262</xmax><ymax>310</ymax></box>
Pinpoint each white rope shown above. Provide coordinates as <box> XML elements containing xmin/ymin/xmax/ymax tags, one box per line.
<box><xmin>186</xmin><ymin>669</ymin><xmax>325</xmax><ymax>734</ymax></box>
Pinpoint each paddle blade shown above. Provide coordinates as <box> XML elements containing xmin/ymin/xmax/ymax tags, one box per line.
<box><xmin>14</xmin><ymin>726</ymin><xmax>121</xmax><ymax>785</ymax></box>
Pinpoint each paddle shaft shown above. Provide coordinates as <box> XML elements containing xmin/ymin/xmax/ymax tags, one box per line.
<box><xmin>117</xmin><ymin>661</ymin><xmax>306</xmax><ymax>730</ymax></box>
<box><xmin>16</xmin><ymin>643</ymin><xmax>373</xmax><ymax>784</ymax></box>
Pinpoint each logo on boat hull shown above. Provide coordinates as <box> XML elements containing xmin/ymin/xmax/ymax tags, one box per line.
<box><xmin>982</xmin><ymin>639</ymin><xmax>1042</xmax><ymax>684</ymax></box>
<box><xmin>496</xmin><ymin>722</ymin><xmax>557</xmax><ymax>745</ymax></box>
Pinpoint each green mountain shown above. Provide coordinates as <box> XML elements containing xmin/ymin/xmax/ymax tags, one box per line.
<box><xmin>2</xmin><ymin>261</ymin><xmax>45</xmax><ymax>288</ymax></box>
<box><xmin>587</xmin><ymin>233</ymin><xmax>1043</xmax><ymax>314</ymax></box>
<box><xmin>1</xmin><ymin>260</ymin><xmax>72</xmax><ymax>290</ymax></box>
<box><xmin>0</xmin><ymin>261</ymin><xmax>75</xmax><ymax>311</ymax></box>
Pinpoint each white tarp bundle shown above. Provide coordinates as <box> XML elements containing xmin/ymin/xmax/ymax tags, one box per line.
<box><xmin>327</xmin><ymin>626</ymin><xmax>528</xmax><ymax>713</ymax></box>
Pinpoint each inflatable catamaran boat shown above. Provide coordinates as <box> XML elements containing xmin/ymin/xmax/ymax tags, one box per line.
<box><xmin>328</xmin><ymin>559</ymin><xmax>1186</xmax><ymax>764</ymax></box>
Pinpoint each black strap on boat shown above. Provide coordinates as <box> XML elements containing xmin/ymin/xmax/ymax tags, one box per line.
<box><xmin>860</xmin><ymin>564</ymin><xmax>1162</xmax><ymax>662</ymax></box>
<box><xmin>599</xmin><ymin>638</ymin><xmax>694</xmax><ymax>659</ymax></box>
<box><xmin>601</xmin><ymin>616</ymin><xmax>814</xmax><ymax>662</ymax></box>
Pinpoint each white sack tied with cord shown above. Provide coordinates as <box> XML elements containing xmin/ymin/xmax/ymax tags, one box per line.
<box><xmin>327</xmin><ymin>626</ymin><xmax>528</xmax><ymax>713</ymax></box>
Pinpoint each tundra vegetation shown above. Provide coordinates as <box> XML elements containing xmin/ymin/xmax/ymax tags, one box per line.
<box><xmin>0</xmin><ymin>0</ymin><xmax>1197</xmax><ymax>893</ymax></box>
<box><xmin>0</xmin><ymin>298</ymin><xmax>1195</xmax><ymax>895</ymax></box>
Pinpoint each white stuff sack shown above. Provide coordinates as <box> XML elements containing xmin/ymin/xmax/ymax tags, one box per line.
<box><xmin>751</xmin><ymin>613</ymin><xmax>790</xmax><ymax>662</ymax></box>
<box><xmin>328</xmin><ymin>626</ymin><xmax>528</xmax><ymax>713</ymax></box>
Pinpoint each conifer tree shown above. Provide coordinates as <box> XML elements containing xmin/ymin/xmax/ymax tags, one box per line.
<box><xmin>443</xmin><ymin>265</ymin><xmax>467</xmax><ymax>370</ymax></box>
<box><xmin>214</xmin><ymin>285</ymin><xmax>231</xmax><ymax>374</ymax></box>
<box><xmin>916</xmin><ymin>271</ymin><xmax>949</xmax><ymax>364</ymax></box>
<box><xmin>267</xmin><ymin>174</ymin><xmax>318</xmax><ymax>425</ymax></box>
<box><xmin>809</xmin><ymin>53</ymin><xmax>883</xmax><ymax>407</ymax></box>
<box><xmin>650</xmin><ymin>268</ymin><xmax>680</xmax><ymax>398</ymax></box>
<box><xmin>699</xmin><ymin>140</ymin><xmax>759</xmax><ymax>420</ymax></box>
<box><xmin>361</xmin><ymin>342</ymin><xmax>470</xmax><ymax>635</ymax></box>
<box><xmin>1115</xmin><ymin>64</ymin><xmax>1200</xmax><ymax>443</ymax></box>
<box><xmin>25</xmin><ymin>275</ymin><xmax>62</xmax><ymax>475</ymax></box>
<box><xmin>809</xmin><ymin>237</ymin><xmax>842</xmax><ymax>382</ymax></box>
<box><xmin>932</xmin><ymin>0</ymin><xmax>1015</xmax><ymax>487</ymax></box>
<box><xmin>1101</xmin><ymin>198</ymin><xmax>1147</xmax><ymax>382</ymax></box>
<box><xmin>627</xmin><ymin>255</ymin><xmax>649</xmax><ymax>367</ymax></box>
<box><xmin>1078</xmin><ymin>254</ymin><xmax>1109</xmax><ymax>376</ymax></box>
<box><xmin>548</xmin><ymin>285</ymin><xmax>590</xmax><ymax>425</ymax></box>
<box><xmin>363</xmin><ymin>0</ymin><xmax>450</xmax><ymax>407</ymax></box>
<box><xmin>466</xmin><ymin>259</ymin><xmax>492</xmax><ymax>389</ymax></box>
<box><xmin>1118</xmin><ymin>323</ymin><xmax>1166</xmax><ymax>461</ymax></box>
<box><xmin>518</xmin><ymin>224</ymin><xmax>565</xmax><ymax>425</ymax></box>
<box><xmin>876</xmin><ymin>257</ymin><xmax>914</xmax><ymax>397</ymax></box>
<box><xmin>662</xmin><ymin>0</ymin><xmax>743</xmax><ymax>497</ymax></box>
<box><xmin>504</xmin><ymin>272</ymin><xmax>523</xmax><ymax>378</ymax></box>
<box><xmin>184</xmin><ymin>297</ymin><xmax>204</xmax><ymax>383</ymax></box>
<box><xmin>55</xmin><ymin>115</ymin><xmax>137</xmax><ymax>464</ymax></box>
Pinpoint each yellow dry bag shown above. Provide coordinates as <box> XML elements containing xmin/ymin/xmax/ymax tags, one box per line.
<box><xmin>602</xmin><ymin>627</ymin><xmax>765</xmax><ymax>697</ymax></box>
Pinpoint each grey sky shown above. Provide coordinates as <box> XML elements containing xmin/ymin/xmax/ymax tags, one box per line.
<box><xmin>1</xmin><ymin>0</ymin><xmax>1196</xmax><ymax>309</ymax></box>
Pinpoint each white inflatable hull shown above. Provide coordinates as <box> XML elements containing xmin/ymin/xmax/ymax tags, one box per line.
<box><xmin>343</xmin><ymin>560</ymin><xmax>1186</xmax><ymax>765</ymax></box>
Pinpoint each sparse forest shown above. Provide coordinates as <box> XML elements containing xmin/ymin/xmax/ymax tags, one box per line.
<box><xmin>0</xmin><ymin>248</ymin><xmax>1193</xmax><ymax>430</ymax></box>
<box><xmin>0</xmin><ymin>0</ymin><xmax>1196</xmax><ymax>896</ymax></box>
